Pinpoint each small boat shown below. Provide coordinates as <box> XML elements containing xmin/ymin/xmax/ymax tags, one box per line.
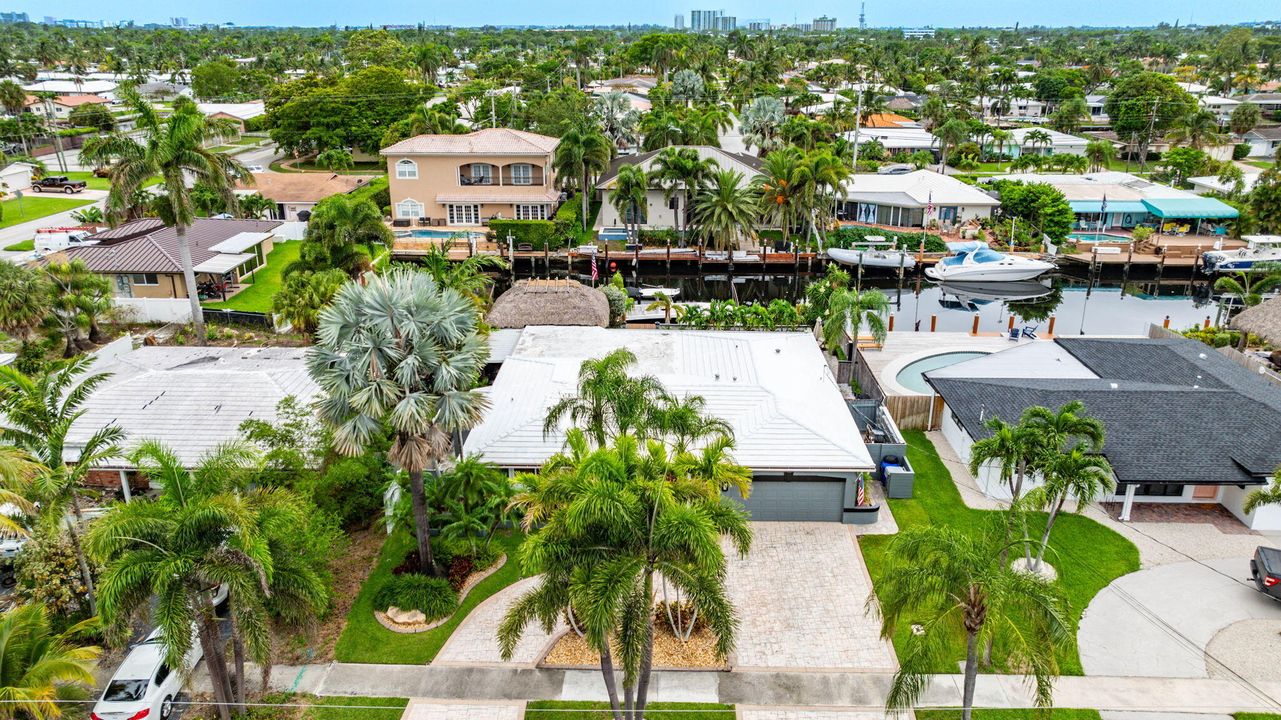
<box><xmin>924</xmin><ymin>241</ymin><xmax>1055</xmax><ymax>282</ymax></box>
<box><xmin>1202</xmin><ymin>236</ymin><xmax>1281</xmax><ymax>273</ymax></box>
<box><xmin>636</xmin><ymin>246</ymin><xmax>699</xmax><ymax>256</ymax></box>
<box><xmin>826</xmin><ymin>246</ymin><xmax>917</xmax><ymax>270</ymax></box>
<box><xmin>630</xmin><ymin>286</ymin><xmax>681</xmax><ymax>300</ymax></box>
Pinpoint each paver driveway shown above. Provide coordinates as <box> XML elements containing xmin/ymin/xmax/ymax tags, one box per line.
<box><xmin>724</xmin><ymin>522</ymin><xmax>896</xmax><ymax>671</ymax></box>
<box><xmin>435</xmin><ymin>576</ymin><xmax>566</xmax><ymax>667</ymax></box>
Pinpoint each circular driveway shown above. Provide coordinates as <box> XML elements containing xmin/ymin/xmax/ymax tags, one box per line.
<box><xmin>1078</xmin><ymin>557</ymin><xmax>1281</xmax><ymax>677</ymax></box>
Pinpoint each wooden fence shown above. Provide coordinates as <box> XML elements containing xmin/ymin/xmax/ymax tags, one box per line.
<box><xmin>853</xmin><ymin>350</ymin><xmax>944</xmax><ymax>430</ymax></box>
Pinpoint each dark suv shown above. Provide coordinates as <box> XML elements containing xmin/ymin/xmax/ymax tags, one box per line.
<box><xmin>1251</xmin><ymin>546</ymin><xmax>1281</xmax><ymax>602</ymax></box>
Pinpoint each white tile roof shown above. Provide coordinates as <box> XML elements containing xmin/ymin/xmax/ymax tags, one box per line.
<box><xmin>1007</xmin><ymin>127</ymin><xmax>1089</xmax><ymax>147</ymax></box>
<box><xmin>982</xmin><ymin>171</ymin><xmax>1192</xmax><ymax>202</ymax></box>
<box><xmin>843</xmin><ymin>170</ymin><xmax>1000</xmax><ymax>207</ymax></box>
<box><xmin>63</xmin><ymin>346</ymin><xmax>320</xmax><ymax>466</ymax></box>
<box><xmin>196</xmin><ymin>101</ymin><xmax>266</xmax><ymax>120</ymax></box>
<box><xmin>381</xmin><ymin>128</ymin><xmax>560</xmax><ymax>156</ymax></box>
<box><xmin>463</xmin><ymin>327</ymin><xmax>874</xmax><ymax>473</ymax></box>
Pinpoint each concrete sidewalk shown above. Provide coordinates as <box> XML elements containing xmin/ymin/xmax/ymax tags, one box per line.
<box><xmin>246</xmin><ymin>663</ymin><xmax>1281</xmax><ymax>714</ymax></box>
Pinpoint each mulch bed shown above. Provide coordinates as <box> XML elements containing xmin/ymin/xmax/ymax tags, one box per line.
<box><xmin>541</xmin><ymin>624</ymin><xmax>727</xmax><ymax>670</ymax></box>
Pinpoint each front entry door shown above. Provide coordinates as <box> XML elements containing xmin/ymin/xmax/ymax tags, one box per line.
<box><xmin>1192</xmin><ymin>485</ymin><xmax>1218</xmax><ymax>500</ymax></box>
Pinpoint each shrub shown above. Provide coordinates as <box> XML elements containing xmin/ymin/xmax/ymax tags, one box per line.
<box><xmin>243</xmin><ymin>115</ymin><xmax>270</xmax><ymax>133</ymax></box>
<box><xmin>638</xmin><ymin>228</ymin><xmax>679</xmax><ymax>245</ymax></box>
<box><xmin>488</xmin><ymin>219</ymin><xmax>561</xmax><ymax>250</ymax></box>
<box><xmin>373</xmin><ymin>573</ymin><xmax>458</xmax><ymax>620</ymax></box>
<box><xmin>14</xmin><ymin>530</ymin><xmax>100</xmax><ymax>625</ymax></box>
<box><xmin>1233</xmin><ymin>143</ymin><xmax>1251</xmax><ymax>161</ymax></box>
<box><xmin>829</xmin><ymin>225</ymin><xmax>947</xmax><ymax>253</ymax></box>
<box><xmin>299</xmin><ymin>454</ymin><xmax>392</xmax><ymax>529</ymax></box>
<box><xmin>600</xmin><ymin>285</ymin><xmax>628</xmax><ymax>326</ymax></box>
<box><xmin>1131</xmin><ymin>226</ymin><xmax>1155</xmax><ymax>243</ymax></box>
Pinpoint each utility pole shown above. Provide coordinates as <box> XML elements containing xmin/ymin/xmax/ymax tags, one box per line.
<box><xmin>850</xmin><ymin>85</ymin><xmax>864</xmax><ymax>173</ymax></box>
<box><xmin>40</xmin><ymin>94</ymin><xmax>68</xmax><ymax>174</ymax></box>
<box><xmin>490</xmin><ymin>91</ymin><xmax>497</xmax><ymax>129</ymax></box>
<box><xmin>1139</xmin><ymin>97</ymin><xmax>1159</xmax><ymax>172</ymax></box>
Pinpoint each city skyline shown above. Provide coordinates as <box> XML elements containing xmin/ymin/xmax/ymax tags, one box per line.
<box><xmin>1</xmin><ymin>0</ymin><xmax>1278</xmax><ymax>29</ymax></box>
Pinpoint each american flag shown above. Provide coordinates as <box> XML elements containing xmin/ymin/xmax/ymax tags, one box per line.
<box><xmin>856</xmin><ymin>476</ymin><xmax>866</xmax><ymax>506</ymax></box>
<box><xmin>591</xmin><ymin>258</ymin><xmax>599</xmax><ymax>283</ymax></box>
<box><xmin>1100</xmin><ymin>193</ymin><xmax>1108</xmax><ymax>216</ymax></box>
<box><xmin>926</xmin><ymin>191</ymin><xmax>934</xmax><ymax>218</ymax></box>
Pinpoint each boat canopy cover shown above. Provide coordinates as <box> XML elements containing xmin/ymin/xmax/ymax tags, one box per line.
<box><xmin>1068</xmin><ymin>200</ymin><xmax>1149</xmax><ymax>214</ymax></box>
<box><xmin>945</xmin><ymin>241</ymin><xmax>988</xmax><ymax>253</ymax></box>
<box><xmin>1140</xmin><ymin>197</ymin><xmax>1239</xmax><ymax>219</ymax></box>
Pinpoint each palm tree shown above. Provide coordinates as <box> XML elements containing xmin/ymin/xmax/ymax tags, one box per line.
<box><xmin>315</xmin><ymin>147</ymin><xmax>354</xmax><ymax>173</ymax></box>
<box><xmin>933</xmin><ymin>118</ymin><xmax>971</xmax><ymax>172</ymax></box>
<box><xmin>1026</xmin><ymin>444</ymin><xmax>1115</xmax><ymax>572</ymax></box>
<box><xmin>693</xmin><ymin>169</ymin><xmax>760</xmax><ymax>260</ymax></box>
<box><xmin>1168</xmin><ymin>109</ymin><xmax>1228</xmax><ymax>149</ymax></box>
<box><xmin>1021</xmin><ymin>400</ymin><xmax>1105</xmax><ymax>454</ymax></box>
<box><xmin>1024</xmin><ymin>129</ymin><xmax>1053</xmax><ymax>157</ymax></box>
<box><xmin>610</xmin><ymin>164</ymin><xmax>648</xmax><ymax>242</ymax></box>
<box><xmin>81</xmin><ymin>89</ymin><xmax>250</xmax><ymax>344</ymax></box>
<box><xmin>989</xmin><ymin>129</ymin><xmax>1013</xmax><ymax>171</ymax></box>
<box><xmin>238</xmin><ymin>192</ymin><xmax>276</xmax><ymax>220</ymax></box>
<box><xmin>1244</xmin><ymin>468</ymin><xmax>1281</xmax><ymax>514</ymax></box>
<box><xmin>820</xmin><ymin>287</ymin><xmax>890</xmax><ymax>360</ymax></box>
<box><xmin>1049</xmin><ymin>96</ymin><xmax>1089</xmax><ymax>134</ymax></box>
<box><xmin>739</xmin><ymin>96</ymin><xmax>785</xmax><ymax>156</ymax></box>
<box><xmin>542</xmin><ymin>348</ymin><xmax>667</xmax><ymax>448</ymax></box>
<box><xmin>755</xmin><ymin>147</ymin><xmax>805</xmax><ymax>247</ymax></box>
<box><xmin>88</xmin><ymin>441</ymin><xmax>275</xmax><ymax>720</ymax></box>
<box><xmin>307</xmin><ymin>269</ymin><xmax>489</xmax><ymax>576</ymax></box>
<box><xmin>412</xmin><ymin>246</ymin><xmax>508</xmax><ymax>310</ymax></box>
<box><xmin>290</xmin><ymin>194</ymin><xmax>393</xmax><ymax>277</ymax></box>
<box><xmin>646</xmin><ymin>291</ymin><xmax>675</xmax><ymax>325</ymax></box>
<box><xmin>799</xmin><ymin>149</ymin><xmax>851</xmax><ymax>242</ymax></box>
<box><xmin>1085</xmin><ymin>139</ymin><xmax>1115</xmax><ymax>172</ymax></box>
<box><xmin>0</xmin><ymin>603</ymin><xmax>99</xmax><ymax>720</ymax></box>
<box><xmin>0</xmin><ymin>263</ymin><xmax>50</xmax><ymax>358</ymax></box>
<box><xmin>874</xmin><ymin>524</ymin><xmax>1068</xmax><ymax>720</ymax></box>
<box><xmin>0</xmin><ymin>357</ymin><xmax>122</xmax><ymax>617</ymax></box>
<box><xmin>1214</xmin><ymin>263</ymin><xmax>1281</xmax><ymax>308</ymax></box>
<box><xmin>500</xmin><ymin>431</ymin><xmax>751</xmax><ymax>720</ymax></box>
<box><xmin>554</xmin><ymin>121</ymin><xmax>612</xmax><ymax>232</ymax></box>
<box><xmin>968</xmin><ymin>416</ymin><xmax>1043</xmax><ymax>507</ymax></box>
<box><xmin>0</xmin><ymin>80</ymin><xmax>25</xmax><ymax>116</ymax></box>
<box><xmin>652</xmin><ymin>147</ymin><xmax>718</xmax><ymax>243</ymax></box>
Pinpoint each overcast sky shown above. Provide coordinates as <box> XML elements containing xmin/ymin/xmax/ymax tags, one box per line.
<box><xmin>9</xmin><ymin>0</ymin><xmax>1278</xmax><ymax>29</ymax></box>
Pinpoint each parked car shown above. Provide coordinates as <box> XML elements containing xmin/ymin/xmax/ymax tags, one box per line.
<box><xmin>244</xmin><ymin>165</ymin><xmax>265</xmax><ymax>173</ymax></box>
<box><xmin>877</xmin><ymin>163</ymin><xmax>915</xmax><ymax>175</ymax></box>
<box><xmin>30</xmin><ymin>176</ymin><xmax>87</xmax><ymax>194</ymax></box>
<box><xmin>1251</xmin><ymin>546</ymin><xmax>1281</xmax><ymax>602</ymax></box>
<box><xmin>91</xmin><ymin>627</ymin><xmax>202</xmax><ymax>720</ymax></box>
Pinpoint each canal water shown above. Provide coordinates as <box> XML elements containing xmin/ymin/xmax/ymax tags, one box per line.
<box><xmin>501</xmin><ymin>265</ymin><xmax>1232</xmax><ymax>337</ymax></box>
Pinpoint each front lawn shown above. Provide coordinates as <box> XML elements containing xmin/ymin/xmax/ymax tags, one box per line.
<box><xmin>204</xmin><ymin>240</ymin><xmax>301</xmax><ymax>314</ymax></box>
<box><xmin>525</xmin><ymin>702</ymin><xmax>735</xmax><ymax>720</ymax></box>
<box><xmin>251</xmin><ymin>694</ymin><xmax>408</xmax><ymax>720</ymax></box>
<box><xmin>0</xmin><ymin>195</ymin><xmax>93</xmax><ymax>229</ymax></box>
<box><xmin>3</xmin><ymin>239</ymin><xmax>33</xmax><ymax>252</ymax></box>
<box><xmin>334</xmin><ymin>529</ymin><xmax>531</xmax><ymax>664</ymax></box>
<box><xmin>922</xmin><ymin>707</ymin><xmax>1101</xmax><ymax>712</ymax></box>
<box><xmin>62</xmin><ymin>171</ymin><xmax>162</xmax><ymax>191</ymax></box>
<box><xmin>1246</xmin><ymin>161</ymin><xmax>1275</xmax><ymax>170</ymax></box>
<box><xmin>859</xmin><ymin>431</ymin><xmax>1140</xmax><ymax>676</ymax></box>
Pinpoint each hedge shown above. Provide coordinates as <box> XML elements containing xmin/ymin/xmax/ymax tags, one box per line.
<box><xmin>373</xmin><ymin>574</ymin><xmax>458</xmax><ymax>621</ymax></box>
<box><xmin>829</xmin><ymin>225</ymin><xmax>948</xmax><ymax>253</ymax></box>
<box><xmin>488</xmin><ymin>219</ymin><xmax>563</xmax><ymax>250</ymax></box>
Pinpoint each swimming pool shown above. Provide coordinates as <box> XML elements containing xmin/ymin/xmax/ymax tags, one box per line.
<box><xmin>895</xmin><ymin>352</ymin><xmax>989</xmax><ymax>394</ymax></box>
<box><xmin>400</xmin><ymin>229</ymin><xmax>485</xmax><ymax>239</ymax></box>
<box><xmin>1068</xmin><ymin>232</ymin><xmax>1131</xmax><ymax>243</ymax></box>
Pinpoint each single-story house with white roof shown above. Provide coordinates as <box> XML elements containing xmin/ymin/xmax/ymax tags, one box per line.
<box><xmin>999</xmin><ymin>127</ymin><xmax>1090</xmax><ymax>157</ymax></box>
<box><xmin>844</xmin><ymin>127</ymin><xmax>937</xmax><ymax>154</ymax></box>
<box><xmin>462</xmin><ymin>326</ymin><xmax>877</xmax><ymax>523</ymax></box>
<box><xmin>1199</xmin><ymin>95</ymin><xmax>1240</xmax><ymax>123</ymax></box>
<box><xmin>1244</xmin><ymin>127</ymin><xmax>1281</xmax><ymax>158</ymax></box>
<box><xmin>1244</xmin><ymin>93</ymin><xmax>1281</xmax><ymax>114</ymax></box>
<box><xmin>196</xmin><ymin>101</ymin><xmax>266</xmax><ymax>131</ymax></box>
<box><xmin>838</xmin><ymin>170</ymin><xmax>1000</xmax><ymax>228</ymax></box>
<box><xmin>1188</xmin><ymin>172</ymin><xmax>1262</xmax><ymax>195</ymax></box>
<box><xmin>594</xmin><ymin>146</ymin><xmax>763</xmax><ymax>231</ymax></box>
<box><xmin>983</xmin><ymin>171</ymin><xmax>1238</xmax><ymax>230</ymax></box>
<box><xmin>58</xmin><ymin>345</ymin><xmax>320</xmax><ymax>496</ymax></box>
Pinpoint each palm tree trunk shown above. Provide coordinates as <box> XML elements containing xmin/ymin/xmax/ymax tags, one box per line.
<box><xmin>1034</xmin><ymin>495</ymin><xmax>1067</xmax><ymax>572</ymax></box>
<box><xmin>635</xmin><ymin>571</ymin><xmax>656</xmax><ymax>718</ymax></box>
<box><xmin>962</xmin><ymin>631</ymin><xmax>980</xmax><ymax>720</ymax></box>
<box><xmin>599</xmin><ymin>646</ymin><xmax>625</xmax><ymax>720</ymax></box>
<box><xmin>197</xmin><ymin>600</ymin><xmax>233</xmax><ymax>720</ymax></box>
<box><xmin>230</xmin><ymin>616</ymin><xmax>247</xmax><ymax>711</ymax></box>
<box><xmin>408</xmin><ymin>468</ymin><xmax>440</xmax><ymax>576</ymax></box>
<box><xmin>176</xmin><ymin>224</ymin><xmax>207</xmax><ymax>345</ymax></box>
<box><xmin>581</xmin><ymin>170</ymin><xmax>590</xmax><ymax>232</ymax></box>
<box><xmin>65</xmin><ymin>496</ymin><xmax>96</xmax><ymax>616</ymax></box>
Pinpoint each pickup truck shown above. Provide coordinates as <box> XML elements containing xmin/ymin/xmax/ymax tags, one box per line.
<box><xmin>30</xmin><ymin>176</ymin><xmax>87</xmax><ymax>194</ymax></box>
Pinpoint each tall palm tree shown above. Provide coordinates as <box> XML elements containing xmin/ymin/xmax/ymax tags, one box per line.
<box><xmin>799</xmin><ymin>148</ymin><xmax>852</xmax><ymax>241</ymax></box>
<box><xmin>1024</xmin><ymin>129</ymin><xmax>1054</xmax><ymax>157</ymax></box>
<box><xmin>0</xmin><ymin>357</ymin><xmax>122</xmax><ymax>617</ymax></box>
<box><xmin>820</xmin><ymin>287</ymin><xmax>890</xmax><ymax>360</ymax></box>
<box><xmin>1168</xmin><ymin>108</ymin><xmax>1228</xmax><ymax>149</ymax></box>
<box><xmin>500</xmin><ymin>430</ymin><xmax>751</xmax><ymax>720</ymax></box>
<box><xmin>554</xmin><ymin>122</ymin><xmax>612</xmax><ymax>232</ymax></box>
<box><xmin>1085</xmin><ymin>139</ymin><xmax>1115</xmax><ymax>172</ymax></box>
<box><xmin>81</xmin><ymin>89</ymin><xmax>250</xmax><ymax>344</ymax></box>
<box><xmin>610</xmin><ymin>164</ymin><xmax>649</xmax><ymax>242</ymax></box>
<box><xmin>1026</xmin><ymin>444</ymin><xmax>1115</xmax><ymax>572</ymax></box>
<box><xmin>289</xmin><ymin>194</ymin><xmax>393</xmax><ymax>277</ymax></box>
<box><xmin>88</xmin><ymin>441</ymin><xmax>276</xmax><ymax>720</ymax></box>
<box><xmin>1021</xmin><ymin>400</ymin><xmax>1105</xmax><ymax>455</ymax></box>
<box><xmin>0</xmin><ymin>603</ymin><xmax>99</xmax><ymax>720</ymax></box>
<box><xmin>307</xmin><ymin>269</ymin><xmax>489</xmax><ymax>576</ymax></box>
<box><xmin>693</xmin><ymin>169</ymin><xmax>760</xmax><ymax>259</ymax></box>
<box><xmin>755</xmin><ymin>147</ymin><xmax>805</xmax><ymax>247</ymax></box>
<box><xmin>652</xmin><ymin>147</ymin><xmax>718</xmax><ymax>243</ymax></box>
<box><xmin>933</xmin><ymin>118</ymin><xmax>972</xmax><ymax>172</ymax></box>
<box><xmin>874</xmin><ymin>524</ymin><xmax>1068</xmax><ymax>720</ymax></box>
<box><xmin>989</xmin><ymin>128</ymin><xmax>1013</xmax><ymax>171</ymax></box>
<box><xmin>0</xmin><ymin>263</ymin><xmax>50</xmax><ymax>359</ymax></box>
<box><xmin>542</xmin><ymin>348</ymin><xmax>667</xmax><ymax>448</ymax></box>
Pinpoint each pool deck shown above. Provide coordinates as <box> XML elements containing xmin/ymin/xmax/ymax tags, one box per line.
<box><xmin>860</xmin><ymin>331</ymin><xmax>1044</xmax><ymax>397</ymax></box>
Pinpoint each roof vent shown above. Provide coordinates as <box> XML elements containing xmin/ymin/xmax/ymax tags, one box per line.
<box><xmin>1109</xmin><ymin>382</ymin><xmax>1118</xmax><ymax>389</ymax></box>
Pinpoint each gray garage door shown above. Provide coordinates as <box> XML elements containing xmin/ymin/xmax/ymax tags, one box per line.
<box><xmin>723</xmin><ymin>478</ymin><xmax>846</xmax><ymax>522</ymax></box>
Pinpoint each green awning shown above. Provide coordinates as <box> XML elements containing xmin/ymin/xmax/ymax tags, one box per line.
<box><xmin>1069</xmin><ymin>200</ymin><xmax>1149</xmax><ymax>214</ymax></box>
<box><xmin>1141</xmin><ymin>197</ymin><xmax>1239</xmax><ymax>219</ymax></box>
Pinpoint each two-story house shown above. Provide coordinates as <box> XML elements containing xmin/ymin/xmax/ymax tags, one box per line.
<box><xmin>380</xmin><ymin>128</ymin><xmax>561</xmax><ymax>227</ymax></box>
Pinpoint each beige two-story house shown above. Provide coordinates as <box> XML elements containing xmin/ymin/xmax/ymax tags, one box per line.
<box><xmin>380</xmin><ymin>128</ymin><xmax>561</xmax><ymax>226</ymax></box>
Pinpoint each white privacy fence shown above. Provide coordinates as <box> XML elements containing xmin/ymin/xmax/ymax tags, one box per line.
<box><xmin>112</xmin><ymin>297</ymin><xmax>193</xmax><ymax>324</ymax></box>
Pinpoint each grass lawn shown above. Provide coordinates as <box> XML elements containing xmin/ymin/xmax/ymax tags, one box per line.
<box><xmin>859</xmin><ymin>431</ymin><xmax>1140</xmax><ymax>676</ymax></box>
<box><xmin>0</xmin><ymin>195</ymin><xmax>93</xmax><ymax>230</ymax></box>
<box><xmin>3</xmin><ymin>239</ymin><xmax>33</xmax><ymax>252</ymax></box>
<box><xmin>204</xmin><ymin>240</ymin><xmax>300</xmax><ymax>314</ymax></box>
<box><xmin>299</xmin><ymin>696</ymin><xmax>407</xmax><ymax>720</ymax></box>
<box><xmin>922</xmin><ymin>707</ymin><xmax>1101</xmax><ymax>712</ymax></box>
<box><xmin>1235</xmin><ymin>715</ymin><xmax>1281</xmax><ymax>720</ymax></box>
<box><xmin>525</xmin><ymin>702</ymin><xmax>735</xmax><ymax>720</ymax></box>
<box><xmin>1246</xmin><ymin>161</ymin><xmax>1275</xmax><ymax>169</ymax></box>
<box><xmin>334</xmin><ymin>529</ymin><xmax>531</xmax><ymax>664</ymax></box>
<box><xmin>61</xmin><ymin>171</ymin><xmax>162</xmax><ymax>191</ymax></box>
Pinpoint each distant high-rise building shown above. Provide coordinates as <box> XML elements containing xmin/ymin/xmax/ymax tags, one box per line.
<box><xmin>674</xmin><ymin>13</ymin><xmax>685</xmax><ymax>29</ymax></box>
<box><xmin>690</xmin><ymin>9</ymin><xmax>722</xmax><ymax>32</ymax></box>
<box><xmin>171</xmin><ymin>17</ymin><xmax>188</xmax><ymax>27</ymax></box>
<box><xmin>902</xmin><ymin>26</ymin><xmax>936</xmax><ymax>38</ymax></box>
<box><xmin>0</xmin><ymin>11</ymin><xmax>29</xmax><ymax>23</ymax></box>
<box><xmin>744</xmin><ymin>18</ymin><xmax>770</xmax><ymax>31</ymax></box>
<box><xmin>719</xmin><ymin>15</ymin><xmax>736</xmax><ymax>31</ymax></box>
<box><xmin>813</xmin><ymin>15</ymin><xmax>836</xmax><ymax>31</ymax></box>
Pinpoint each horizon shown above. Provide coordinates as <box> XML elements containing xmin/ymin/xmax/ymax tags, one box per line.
<box><xmin>3</xmin><ymin>0</ymin><xmax>1279</xmax><ymax>31</ymax></box>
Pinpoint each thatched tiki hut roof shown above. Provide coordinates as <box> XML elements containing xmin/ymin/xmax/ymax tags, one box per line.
<box><xmin>1231</xmin><ymin>296</ymin><xmax>1281</xmax><ymax>347</ymax></box>
<box><xmin>486</xmin><ymin>279</ymin><xmax>610</xmax><ymax>329</ymax></box>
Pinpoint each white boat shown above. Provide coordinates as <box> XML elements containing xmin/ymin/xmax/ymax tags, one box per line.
<box><xmin>1201</xmin><ymin>236</ymin><xmax>1281</xmax><ymax>273</ymax></box>
<box><xmin>636</xmin><ymin>246</ymin><xmax>699</xmax><ymax>256</ymax></box>
<box><xmin>826</xmin><ymin>246</ymin><xmax>917</xmax><ymax>270</ymax></box>
<box><xmin>937</xmin><ymin>279</ymin><xmax>1053</xmax><ymax>306</ymax></box>
<box><xmin>924</xmin><ymin>241</ymin><xmax>1055</xmax><ymax>282</ymax></box>
<box><xmin>635</xmin><ymin>286</ymin><xmax>680</xmax><ymax>299</ymax></box>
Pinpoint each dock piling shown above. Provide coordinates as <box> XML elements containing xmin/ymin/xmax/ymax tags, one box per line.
<box><xmin>1048</xmin><ymin>316</ymin><xmax>1056</xmax><ymax>336</ymax></box>
<box><xmin>971</xmin><ymin>313</ymin><xmax>981</xmax><ymax>336</ymax></box>
<box><xmin>930</xmin><ymin>314</ymin><xmax>938</xmax><ymax>332</ymax></box>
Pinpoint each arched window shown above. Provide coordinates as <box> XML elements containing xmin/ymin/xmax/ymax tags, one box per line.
<box><xmin>395</xmin><ymin>159</ymin><xmax>418</xmax><ymax>180</ymax></box>
<box><xmin>395</xmin><ymin>198</ymin><xmax>424</xmax><ymax>219</ymax></box>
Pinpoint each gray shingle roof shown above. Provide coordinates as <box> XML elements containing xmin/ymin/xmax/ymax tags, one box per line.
<box><xmin>928</xmin><ymin>337</ymin><xmax>1281</xmax><ymax>486</ymax></box>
